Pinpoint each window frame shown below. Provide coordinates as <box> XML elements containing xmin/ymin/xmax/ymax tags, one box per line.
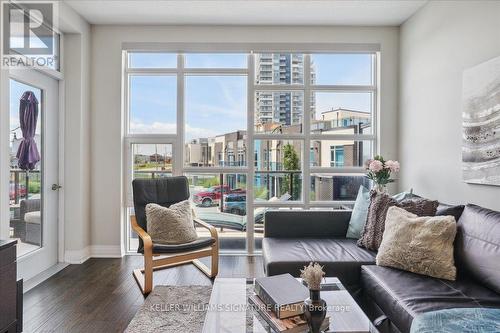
<box><xmin>122</xmin><ymin>46</ymin><xmax>379</xmax><ymax>254</ymax></box>
<box><xmin>330</xmin><ymin>145</ymin><xmax>345</xmax><ymax>167</ymax></box>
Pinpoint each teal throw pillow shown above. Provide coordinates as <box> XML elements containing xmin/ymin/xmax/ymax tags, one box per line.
<box><xmin>346</xmin><ymin>186</ymin><xmax>370</xmax><ymax>239</ymax></box>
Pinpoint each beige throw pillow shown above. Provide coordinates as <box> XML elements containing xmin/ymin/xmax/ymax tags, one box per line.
<box><xmin>376</xmin><ymin>206</ymin><xmax>457</xmax><ymax>280</ymax></box>
<box><xmin>146</xmin><ymin>201</ymin><xmax>198</xmax><ymax>244</ymax></box>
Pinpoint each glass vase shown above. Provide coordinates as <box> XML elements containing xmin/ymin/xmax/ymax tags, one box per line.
<box><xmin>373</xmin><ymin>183</ymin><xmax>387</xmax><ymax>193</ymax></box>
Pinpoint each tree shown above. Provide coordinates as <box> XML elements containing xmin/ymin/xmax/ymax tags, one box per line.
<box><xmin>281</xmin><ymin>143</ymin><xmax>300</xmax><ymax>200</ymax></box>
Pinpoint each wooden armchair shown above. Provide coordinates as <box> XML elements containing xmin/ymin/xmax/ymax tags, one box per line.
<box><xmin>131</xmin><ymin>177</ymin><xmax>219</xmax><ymax>295</ymax></box>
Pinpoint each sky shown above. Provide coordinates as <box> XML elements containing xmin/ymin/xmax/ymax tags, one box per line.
<box><xmin>129</xmin><ymin>53</ymin><xmax>373</xmax><ymax>154</ymax></box>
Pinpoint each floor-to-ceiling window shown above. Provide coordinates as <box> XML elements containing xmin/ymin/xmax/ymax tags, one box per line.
<box><xmin>123</xmin><ymin>49</ymin><xmax>378</xmax><ymax>254</ymax></box>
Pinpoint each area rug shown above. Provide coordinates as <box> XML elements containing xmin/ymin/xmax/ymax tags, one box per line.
<box><xmin>125</xmin><ymin>285</ymin><xmax>212</xmax><ymax>333</ymax></box>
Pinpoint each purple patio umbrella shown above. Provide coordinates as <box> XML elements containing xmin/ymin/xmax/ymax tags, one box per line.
<box><xmin>16</xmin><ymin>91</ymin><xmax>40</xmax><ymax>170</ymax></box>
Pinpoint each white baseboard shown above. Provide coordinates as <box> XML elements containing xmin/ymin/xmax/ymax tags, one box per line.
<box><xmin>89</xmin><ymin>245</ymin><xmax>123</xmax><ymax>258</ymax></box>
<box><xmin>24</xmin><ymin>262</ymin><xmax>69</xmax><ymax>292</ymax></box>
<box><xmin>64</xmin><ymin>247</ymin><xmax>91</xmax><ymax>264</ymax></box>
<box><xmin>64</xmin><ymin>245</ymin><xmax>123</xmax><ymax>264</ymax></box>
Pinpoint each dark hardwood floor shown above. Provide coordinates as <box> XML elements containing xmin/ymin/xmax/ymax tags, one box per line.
<box><xmin>23</xmin><ymin>255</ymin><xmax>264</xmax><ymax>333</ymax></box>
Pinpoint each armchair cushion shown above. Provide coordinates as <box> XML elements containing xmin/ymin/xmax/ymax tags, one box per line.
<box><xmin>146</xmin><ymin>201</ymin><xmax>198</xmax><ymax>245</ymax></box>
<box><xmin>138</xmin><ymin>238</ymin><xmax>215</xmax><ymax>254</ymax></box>
<box><xmin>132</xmin><ymin>177</ymin><xmax>190</xmax><ymax>252</ymax></box>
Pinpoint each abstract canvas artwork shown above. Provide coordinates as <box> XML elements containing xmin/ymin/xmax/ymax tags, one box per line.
<box><xmin>462</xmin><ymin>55</ymin><xmax>500</xmax><ymax>185</ymax></box>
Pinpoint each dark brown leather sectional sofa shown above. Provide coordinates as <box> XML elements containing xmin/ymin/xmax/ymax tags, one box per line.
<box><xmin>262</xmin><ymin>204</ymin><xmax>500</xmax><ymax>333</ymax></box>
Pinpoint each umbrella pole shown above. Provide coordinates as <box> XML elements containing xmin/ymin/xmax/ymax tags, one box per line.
<box><xmin>25</xmin><ymin>171</ymin><xmax>29</xmax><ymax>200</ymax></box>
<box><xmin>14</xmin><ymin>171</ymin><xmax>20</xmax><ymax>204</ymax></box>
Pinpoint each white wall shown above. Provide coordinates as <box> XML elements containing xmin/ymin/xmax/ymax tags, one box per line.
<box><xmin>399</xmin><ymin>1</ymin><xmax>500</xmax><ymax>210</ymax></box>
<box><xmin>59</xmin><ymin>3</ymin><xmax>92</xmax><ymax>262</ymax></box>
<box><xmin>0</xmin><ymin>2</ymin><xmax>10</xmax><ymax>239</ymax></box>
<box><xmin>90</xmin><ymin>25</ymin><xmax>399</xmax><ymax>250</ymax></box>
<box><xmin>0</xmin><ymin>3</ymin><xmax>92</xmax><ymax>262</ymax></box>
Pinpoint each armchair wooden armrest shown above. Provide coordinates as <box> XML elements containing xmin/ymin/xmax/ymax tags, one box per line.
<box><xmin>131</xmin><ymin>215</ymin><xmax>152</xmax><ymax>251</ymax></box>
<box><xmin>131</xmin><ymin>214</ymin><xmax>219</xmax><ymax>295</ymax></box>
<box><xmin>194</xmin><ymin>218</ymin><xmax>218</xmax><ymax>240</ymax></box>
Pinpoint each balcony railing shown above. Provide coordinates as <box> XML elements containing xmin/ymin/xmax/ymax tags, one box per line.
<box><xmin>132</xmin><ymin>169</ymin><xmax>367</xmax><ymax>202</ymax></box>
<box><xmin>133</xmin><ymin>170</ymin><xmax>172</xmax><ymax>179</ymax></box>
<box><xmin>10</xmin><ymin>169</ymin><xmax>41</xmax><ymax>204</ymax></box>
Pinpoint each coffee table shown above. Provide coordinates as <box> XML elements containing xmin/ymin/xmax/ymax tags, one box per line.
<box><xmin>202</xmin><ymin>277</ymin><xmax>378</xmax><ymax>333</ymax></box>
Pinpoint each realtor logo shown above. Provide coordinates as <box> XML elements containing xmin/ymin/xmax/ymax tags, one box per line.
<box><xmin>2</xmin><ymin>1</ymin><xmax>57</xmax><ymax>68</ymax></box>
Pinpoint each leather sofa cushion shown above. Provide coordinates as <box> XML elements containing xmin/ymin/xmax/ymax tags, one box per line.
<box><xmin>262</xmin><ymin>238</ymin><xmax>376</xmax><ymax>288</ymax></box>
<box><xmin>361</xmin><ymin>265</ymin><xmax>500</xmax><ymax>333</ymax></box>
<box><xmin>455</xmin><ymin>204</ymin><xmax>500</xmax><ymax>294</ymax></box>
<box><xmin>436</xmin><ymin>203</ymin><xmax>465</xmax><ymax>222</ymax></box>
<box><xmin>264</xmin><ymin>210</ymin><xmax>351</xmax><ymax>238</ymax></box>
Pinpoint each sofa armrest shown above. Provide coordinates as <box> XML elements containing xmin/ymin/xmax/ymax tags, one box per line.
<box><xmin>263</xmin><ymin>210</ymin><xmax>352</xmax><ymax>238</ymax></box>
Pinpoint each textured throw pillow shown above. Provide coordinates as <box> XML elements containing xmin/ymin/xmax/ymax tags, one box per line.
<box><xmin>146</xmin><ymin>201</ymin><xmax>198</xmax><ymax>245</ymax></box>
<box><xmin>376</xmin><ymin>206</ymin><xmax>457</xmax><ymax>280</ymax></box>
<box><xmin>399</xmin><ymin>198</ymin><xmax>440</xmax><ymax>217</ymax></box>
<box><xmin>357</xmin><ymin>191</ymin><xmax>439</xmax><ymax>251</ymax></box>
<box><xmin>347</xmin><ymin>187</ymin><xmax>420</xmax><ymax>239</ymax></box>
<box><xmin>357</xmin><ymin>191</ymin><xmax>397</xmax><ymax>250</ymax></box>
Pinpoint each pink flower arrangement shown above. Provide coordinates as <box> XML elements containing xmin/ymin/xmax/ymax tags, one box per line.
<box><xmin>368</xmin><ymin>160</ymin><xmax>384</xmax><ymax>172</ymax></box>
<box><xmin>365</xmin><ymin>156</ymin><xmax>400</xmax><ymax>190</ymax></box>
<box><xmin>385</xmin><ymin>160</ymin><xmax>400</xmax><ymax>173</ymax></box>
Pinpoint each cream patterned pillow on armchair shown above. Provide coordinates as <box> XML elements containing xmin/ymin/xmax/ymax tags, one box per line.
<box><xmin>376</xmin><ymin>206</ymin><xmax>457</xmax><ymax>280</ymax></box>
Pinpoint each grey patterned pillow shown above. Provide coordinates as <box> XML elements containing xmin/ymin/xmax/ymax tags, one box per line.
<box><xmin>357</xmin><ymin>191</ymin><xmax>438</xmax><ymax>251</ymax></box>
<box><xmin>146</xmin><ymin>201</ymin><xmax>198</xmax><ymax>245</ymax></box>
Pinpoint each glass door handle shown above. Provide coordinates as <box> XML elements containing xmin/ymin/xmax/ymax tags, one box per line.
<box><xmin>51</xmin><ymin>184</ymin><xmax>62</xmax><ymax>191</ymax></box>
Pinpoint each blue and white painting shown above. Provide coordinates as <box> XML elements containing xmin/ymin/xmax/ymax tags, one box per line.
<box><xmin>462</xmin><ymin>55</ymin><xmax>500</xmax><ymax>186</ymax></box>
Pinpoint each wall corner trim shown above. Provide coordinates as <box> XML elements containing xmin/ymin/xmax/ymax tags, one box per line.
<box><xmin>64</xmin><ymin>247</ymin><xmax>91</xmax><ymax>264</ymax></box>
<box><xmin>64</xmin><ymin>245</ymin><xmax>123</xmax><ymax>264</ymax></box>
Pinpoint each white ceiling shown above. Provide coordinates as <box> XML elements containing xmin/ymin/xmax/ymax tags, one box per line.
<box><xmin>65</xmin><ymin>0</ymin><xmax>428</xmax><ymax>26</ymax></box>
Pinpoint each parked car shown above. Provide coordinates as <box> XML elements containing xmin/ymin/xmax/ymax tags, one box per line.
<box><xmin>9</xmin><ymin>183</ymin><xmax>27</xmax><ymax>201</ymax></box>
<box><xmin>193</xmin><ymin>185</ymin><xmax>246</xmax><ymax>207</ymax></box>
<box><xmin>222</xmin><ymin>193</ymin><xmax>246</xmax><ymax>216</ymax></box>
